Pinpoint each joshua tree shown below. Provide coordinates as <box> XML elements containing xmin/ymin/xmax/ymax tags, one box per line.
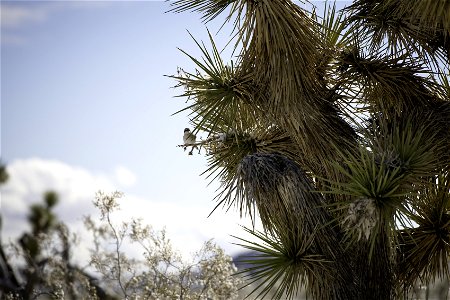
<box><xmin>170</xmin><ymin>0</ymin><xmax>450</xmax><ymax>299</ymax></box>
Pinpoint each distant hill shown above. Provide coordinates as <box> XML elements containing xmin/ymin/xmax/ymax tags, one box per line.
<box><xmin>233</xmin><ymin>250</ymin><xmax>260</xmax><ymax>271</ymax></box>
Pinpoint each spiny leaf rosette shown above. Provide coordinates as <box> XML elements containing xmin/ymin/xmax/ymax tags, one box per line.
<box><xmin>233</xmin><ymin>154</ymin><xmax>357</xmax><ymax>299</ymax></box>
<box><xmin>169</xmin><ymin>0</ymin><xmax>450</xmax><ymax>299</ymax></box>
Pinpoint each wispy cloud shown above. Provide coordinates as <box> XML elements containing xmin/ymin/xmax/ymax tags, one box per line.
<box><xmin>1</xmin><ymin>4</ymin><xmax>48</xmax><ymax>28</ymax></box>
<box><xmin>1</xmin><ymin>2</ymin><xmax>110</xmax><ymax>46</ymax></box>
<box><xmin>1</xmin><ymin>3</ymin><xmax>48</xmax><ymax>46</ymax></box>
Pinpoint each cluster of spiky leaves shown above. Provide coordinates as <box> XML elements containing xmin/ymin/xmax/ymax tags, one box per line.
<box><xmin>231</xmin><ymin>154</ymin><xmax>356</xmax><ymax>299</ymax></box>
<box><xmin>233</xmin><ymin>227</ymin><xmax>331</xmax><ymax>299</ymax></box>
<box><xmin>206</xmin><ymin>128</ymin><xmax>303</xmax><ymax>200</ymax></box>
<box><xmin>172</xmin><ymin>0</ymin><xmax>358</xmax><ymax>178</ymax></box>
<box><xmin>397</xmin><ymin>173</ymin><xmax>450</xmax><ymax>287</ymax></box>
<box><xmin>169</xmin><ymin>0</ymin><xmax>450</xmax><ymax>299</ymax></box>
<box><xmin>327</xmin><ymin>113</ymin><xmax>446</xmax><ymax>270</ymax></box>
<box><xmin>238</xmin><ymin>0</ymin><xmax>358</xmax><ymax>176</ymax></box>
<box><xmin>336</xmin><ymin>49</ymin><xmax>444</xmax><ymax>114</ymax></box>
<box><xmin>171</xmin><ymin>30</ymin><xmax>265</xmax><ymax>136</ymax></box>
<box><xmin>345</xmin><ymin>0</ymin><xmax>450</xmax><ymax>67</ymax></box>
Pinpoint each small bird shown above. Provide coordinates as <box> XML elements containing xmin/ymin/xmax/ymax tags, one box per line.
<box><xmin>183</xmin><ymin>128</ymin><xmax>198</xmax><ymax>155</ymax></box>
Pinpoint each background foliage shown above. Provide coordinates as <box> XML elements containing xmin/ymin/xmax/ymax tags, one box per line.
<box><xmin>0</xmin><ymin>170</ymin><xmax>241</xmax><ymax>300</ymax></box>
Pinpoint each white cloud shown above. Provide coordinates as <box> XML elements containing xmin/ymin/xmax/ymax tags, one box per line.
<box><xmin>1</xmin><ymin>158</ymin><xmax>114</xmax><ymax>233</ymax></box>
<box><xmin>0</xmin><ymin>158</ymin><xmax>256</xmax><ymax>265</ymax></box>
<box><xmin>114</xmin><ymin>165</ymin><xmax>137</xmax><ymax>187</ymax></box>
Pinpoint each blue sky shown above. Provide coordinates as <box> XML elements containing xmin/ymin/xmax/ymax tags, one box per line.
<box><xmin>2</xmin><ymin>1</ymin><xmax>229</xmax><ymax>197</ymax></box>
<box><xmin>1</xmin><ymin>1</ymin><xmax>350</xmax><ymax>258</ymax></box>
<box><xmin>1</xmin><ymin>0</ymin><xmax>258</xmax><ymax>258</ymax></box>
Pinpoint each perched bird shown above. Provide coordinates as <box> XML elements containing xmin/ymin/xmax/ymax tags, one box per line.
<box><xmin>183</xmin><ymin>128</ymin><xmax>198</xmax><ymax>155</ymax></box>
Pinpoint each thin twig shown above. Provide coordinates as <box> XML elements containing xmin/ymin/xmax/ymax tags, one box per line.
<box><xmin>106</xmin><ymin>212</ymin><xmax>128</xmax><ymax>298</ymax></box>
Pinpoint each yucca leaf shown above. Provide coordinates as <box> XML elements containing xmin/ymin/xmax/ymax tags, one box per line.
<box><xmin>233</xmin><ymin>226</ymin><xmax>330</xmax><ymax>300</ymax></box>
<box><xmin>397</xmin><ymin>172</ymin><xmax>450</xmax><ymax>289</ymax></box>
<box><xmin>345</xmin><ymin>0</ymin><xmax>449</xmax><ymax>67</ymax></box>
<box><xmin>169</xmin><ymin>0</ymin><xmax>237</xmax><ymax>23</ymax></box>
<box><xmin>169</xmin><ymin>30</ymin><xmax>265</xmax><ymax>136</ymax></box>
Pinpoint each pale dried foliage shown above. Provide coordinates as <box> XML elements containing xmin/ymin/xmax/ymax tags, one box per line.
<box><xmin>1</xmin><ymin>191</ymin><xmax>241</xmax><ymax>300</ymax></box>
